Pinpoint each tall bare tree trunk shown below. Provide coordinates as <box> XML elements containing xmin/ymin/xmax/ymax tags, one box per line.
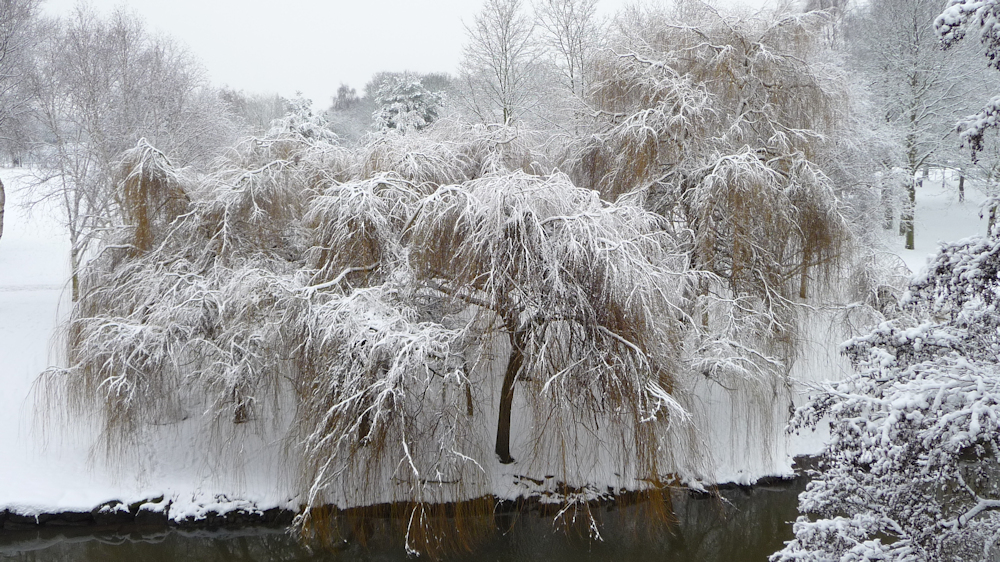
<box><xmin>903</xmin><ymin>111</ymin><xmax>918</xmax><ymax>249</ymax></box>
<box><xmin>495</xmin><ymin>325</ymin><xmax>526</xmax><ymax>464</ymax></box>
<box><xmin>70</xmin><ymin>242</ymin><xmax>80</xmax><ymax>302</ymax></box>
<box><xmin>902</xmin><ymin>177</ymin><xmax>917</xmax><ymax>250</ymax></box>
<box><xmin>958</xmin><ymin>172</ymin><xmax>965</xmax><ymax>203</ymax></box>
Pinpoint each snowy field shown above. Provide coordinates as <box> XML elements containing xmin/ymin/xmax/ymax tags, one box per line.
<box><xmin>0</xmin><ymin>166</ymin><xmax>989</xmax><ymax>518</ymax></box>
<box><xmin>0</xmin><ymin>169</ymin><xmax>297</xmax><ymax>520</ymax></box>
<box><xmin>0</xmin><ymin>168</ymin><xmax>135</xmax><ymax>514</ymax></box>
<box><xmin>892</xmin><ymin>170</ymin><xmax>992</xmax><ymax>274</ymax></box>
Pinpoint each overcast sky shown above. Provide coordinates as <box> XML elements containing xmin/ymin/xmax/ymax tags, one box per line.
<box><xmin>41</xmin><ymin>0</ymin><xmax>778</xmax><ymax>108</ymax></box>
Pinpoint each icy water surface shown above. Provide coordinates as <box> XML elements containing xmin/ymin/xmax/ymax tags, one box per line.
<box><xmin>0</xmin><ymin>477</ymin><xmax>804</xmax><ymax>562</ymax></box>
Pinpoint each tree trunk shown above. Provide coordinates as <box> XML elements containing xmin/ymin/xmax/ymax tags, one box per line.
<box><xmin>959</xmin><ymin>173</ymin><xmax>965</xmax><ymax>203</ymax></box>
<box><xmin>902</xmin><ymin>177</ymin><xmax>917</xmax><ymax>250</ymax></box>
<box><xmin>70</xmin><ymin>245</ymin><xmax>80</xmax><ymax>302</ymax></box>
<box><xmin>799</xmin><ymin>245</ymin><xmax>810</xmax><ymax>299</ymax></box>
<box><xmin>882</xmin><ymin>181</ymin><xmax>894</xmax><ymax>229</ymax></box>
<box><xmin>495</xmin><ymin>326</ymin><xmax>526</xmax><ymax>465</ymax></box>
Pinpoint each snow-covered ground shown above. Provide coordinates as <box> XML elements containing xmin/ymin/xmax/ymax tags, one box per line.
<box><xmin>0</xmin><ymin>167</ymin><xmax>987</xmax><ymax>518</ymax></box>
<box><xmin>0</xmin><ymin>169</ymin><xmax>297</xmax><ymax>520</ymax></box>
<box><xmin>0</xmin><ymin>168</ymin><xmax>136</xmax><ymax>514</ymax></box>
<box><xmin>892</xmin><ymin>170</ymin><xmax>991</xmax><ymax>275</ymax></box>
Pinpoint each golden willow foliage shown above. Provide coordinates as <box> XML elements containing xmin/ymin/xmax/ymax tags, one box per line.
<box><xmin>40</xmin><ymin>114</ymin><xmax>708</xmax><ymax>555</ymax></box>
<box><xmin>116</xmin><ymin>140</ymin><xmax>190</xmax><ymax>255</ymax></box>
<box><xmin>573</xmin><ymin>7</ymin><xmax>851</xmax><ymax>384</ymax></box>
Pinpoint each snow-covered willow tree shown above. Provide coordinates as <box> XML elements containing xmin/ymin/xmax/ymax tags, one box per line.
<box><xmin>774</xmin><ymin>231</ymin><xmax>1000</xmax><ymax>561</ymax></box>
<box><xmin>34</xmin><ymin>3</ymin><xmax>866</xmax><ymax>556</ymax></box>
<box><xmin>573</xmin><ymin>6</ymin><xmax>852</xmax><ymax>390</ymax></box>
<box><xmin>39</xmin><ymin>113</ymin><xmax>711</xmax><ymax>553</ymax></box>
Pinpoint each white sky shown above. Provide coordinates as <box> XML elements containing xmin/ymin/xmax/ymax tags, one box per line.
<box><xmin>41</xmin><ymin>0</ymin><xmax>778</xmax><ymax>108</ymax></box>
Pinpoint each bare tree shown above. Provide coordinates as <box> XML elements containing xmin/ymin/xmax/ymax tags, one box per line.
<box><xmin>459</xmin><ymin>0</ymin><xmax>540</xmax><ymax>125</ymax></box>
<box><xmin>533</xmin><ymin>0</ymin><xmax>601</xmax><ymax>99</ymax></box>
<box><xmin>26</xmin><ymin>5</ymin><xmax>238</xmax><ymax>299</ymax></box>
<box><xmin>0</xmin><ymin>0</ymin><xmax>42</xmax><ymax>241</ymax></box>
<box><xmin>0</xmin><ymin>0</ymin><xmax>40</xmax><ymax>146</ymax></box>
<box><xmin>846</xmin><ymin>0</ymin><xmax>983</xmax><ymax>249</ymax></box>
<box><xmin>219</xmin><ymin>88</ymin><xmax>289</xmax><ymax>136</ymax></box>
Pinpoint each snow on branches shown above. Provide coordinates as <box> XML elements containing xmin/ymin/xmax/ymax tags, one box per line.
<box><xmin>937</xmin><ymin>0</ymin><xmax>1000</xmax><ymax>159</ymax></box>
<box><xmin>372</xmin><ymin>75</ymin><xmax>444</xmax><ymax>134</ymax></box>
<box><xmin>574</xmin><ymin>8</ymin><xmax>853</xmax><ymax>404</ymax></box>
<box><xmin>38</xmin><ymin>122</ymin><xmax>715</xmax><ymax>553</ymax></box>
<box><xmin>35</xmin><ymin>8</ymin><xmax>861</xmax><ymax>555</ymax></box>
<box><xmin>776</xmin><ymin>232</ymin><xmax>1000</xmax><ymax>561</ymax></box>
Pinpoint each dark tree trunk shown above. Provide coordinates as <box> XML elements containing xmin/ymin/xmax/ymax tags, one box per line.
<box><xmin>902</xmin><ymin>177</ymin><xmax>917</xmax><ymax>250</ymax></box>
<box><xmin>70</xmin><ymin>245</ymin><xmax>80</xmax><ymax>302</ymax></box>
<box><xmin>495</xmin><ymin>326</ymin><xmax>526</xmax><ymax>465</ymax></box>
<box><xmin>959</xmin><ymin>173</ymin><xmax>965</xmax><ymax>203</ymax></box>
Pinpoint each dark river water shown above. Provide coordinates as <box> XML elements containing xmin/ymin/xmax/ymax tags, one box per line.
<box><xmin>0</xmin><ymin>477</ymin><xmax>805</xmax><ymax>562</ymax></box>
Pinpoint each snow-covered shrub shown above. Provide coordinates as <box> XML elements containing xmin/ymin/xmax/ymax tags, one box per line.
<box><xmin>775</xmin><ymin>232</ymin><xmax>1000</xmax><ymax>561</ymax></box>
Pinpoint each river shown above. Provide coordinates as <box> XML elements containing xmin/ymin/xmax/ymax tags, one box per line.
<box><xmin>0</xmin><ymin>475</ymin><xmax>805</xmax><ymax>562</ymax></box>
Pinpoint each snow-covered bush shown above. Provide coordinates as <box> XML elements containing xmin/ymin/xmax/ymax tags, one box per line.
<box><xmin>775</xmin><ymin>232</ymin><xmax>1000</xmax><ymax>561</ymax></box>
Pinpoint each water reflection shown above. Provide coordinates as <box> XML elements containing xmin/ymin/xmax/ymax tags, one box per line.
<box><xmin>0</xmin><ymin>477</ymin><xmax>804</xmax><ymax>562</ymax></box>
